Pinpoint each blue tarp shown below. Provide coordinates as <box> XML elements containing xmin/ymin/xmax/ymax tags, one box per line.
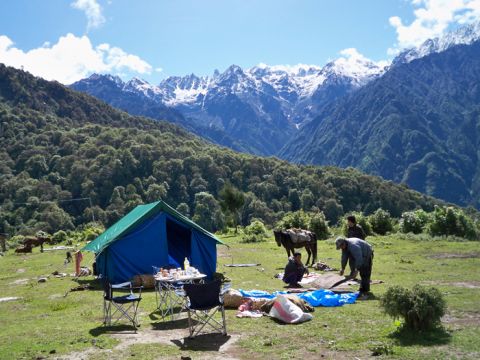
<box><xmin>238</xmin><ymin>289</ymin><xmax>288</xmax><ymax>299</ymax></box>
<box><xmin>238</xmin><ymin>289</ymin><xmax>358</xmax><ymax>307</ymax></box>
<box><xmin>298</xmin><ymin>289</ymin><xmax>358</xmax><ymax>307</ymax></box>
<box><xmin>96</xmin><ymin>211</ymin><xmax>218</xmax><ymax>284</ymax></box>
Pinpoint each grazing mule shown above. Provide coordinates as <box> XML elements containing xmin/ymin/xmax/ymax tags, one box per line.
<box><xmin>23</xmin><ymin>235</ymin><xmax>50</xmax><ymax>253</ymax></box>
<box><xmin>273</xmin><ymin>229</ymin><xmax>318</xmax><ymax>266</ymax></box>
<box><xmin>15</xmin><ymin>243</ymin><xmax>32</xmax><ymax>253</ymax></box>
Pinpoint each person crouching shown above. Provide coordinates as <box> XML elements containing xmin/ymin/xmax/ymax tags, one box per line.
<box><xmin>283</xmin><ymin>252</ymin><xmax>309</xmax><ymax>288</ymax></box>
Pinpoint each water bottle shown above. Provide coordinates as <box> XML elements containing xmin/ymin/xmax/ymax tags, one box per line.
<box><xmin>184</xmin><ymin>257</ymin><xmax>190</xmax><ymax>271</ymax></box>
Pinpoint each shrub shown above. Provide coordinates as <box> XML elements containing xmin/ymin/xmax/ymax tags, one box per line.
<box><xmin>241</xmin><ymin>220</ymin><xmax>269</xmax><ymax>243</ymax></box>
<box><xmin>309</xmin><ymin>211</ymin><xmax>330</xmax><ymax>239</ymax></box>
<box><xmin>427</xmin><ymin>206</ymin><xmax>478</xmax><ymax>240</ymax></box>
<box><xmin>369</xmin><ymin>208</ymin><xmax>393</xmax><ymax>235</ymax></box>
<box><xmin>380</xmin><ymin>285</ymin><xmax>446</xmax><ymax>331</ymax></box>
<box><xmin>399</xmin><ymin>209</ymin><xmax>429</xmax><ymax>234</ymax></box>
<box><xmin>81</xmin><ymin>225</ymin><xmax>104</xmax><ymax>242</ymax></box>
<box><xmin>51</xmin><ymin>230</ymin><xmax>68</xmax><ymax>244</ymax></box>
<box><xmin>276</xmin><ymin>210</ymin><xmax>311</xmax><ymax>230</ymax></box>
<box><xmin>7</xmin><ymin>235</ymin><xmax>24</xmax><ymax>250</ymax></box>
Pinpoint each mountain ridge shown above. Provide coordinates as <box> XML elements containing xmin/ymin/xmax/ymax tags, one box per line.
<box><xmin>279</xmin><ymin>40</ymin><xmax>480</xmax><ymax>207</ymax></box>
<box><xmin>71</xmin><ymin>55</ymin><xmax>386</xmax><ymax>155</ymax></box>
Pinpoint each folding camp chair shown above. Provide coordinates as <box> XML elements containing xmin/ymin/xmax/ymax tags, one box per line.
<box><xmin>183</xmin><ymin>280</ymin><xmax>228</xmax><ymax>338</ymax></box>
<box><xmin>103</xmin><ymin>281</ymin><xmax>142</xmax><ymax>328</ymax></box>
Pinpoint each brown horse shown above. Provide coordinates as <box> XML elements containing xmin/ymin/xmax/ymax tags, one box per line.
<box><xmin>15</xmin><ymin>243</ymin><xmax>32</xmax><ymax>253</ymax></box>
<box><xmin>23</xmin><ymin>235</ymin><xmax>50</xmax><ymax>253</ymax></box>
<box><xmin>273</xmin><ymin>229</ymin><xmax>318</xmax><ymax>266</ymax></box>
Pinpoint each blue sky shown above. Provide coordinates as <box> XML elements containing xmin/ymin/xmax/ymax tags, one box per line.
<box><xmin>0</xmin><ymin>0</ymin><xmax>479</xmax><ymax>84</ymax></box>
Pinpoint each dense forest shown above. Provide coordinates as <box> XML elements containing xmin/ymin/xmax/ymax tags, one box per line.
<box><xmin>0</xmin><ymin>64</ymin><xmax>443</xmax><ymax>235</ymax></box>
<box><xmin>280</xmin><ymin>41</ymin><xmax>480</xmax><ymax>207</ymax></box>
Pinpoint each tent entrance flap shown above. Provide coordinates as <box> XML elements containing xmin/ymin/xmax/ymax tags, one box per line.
<box><xmin>166</xmin><ymin>217</ymin><xmax>191</xmax><ymax>268</ymax></box>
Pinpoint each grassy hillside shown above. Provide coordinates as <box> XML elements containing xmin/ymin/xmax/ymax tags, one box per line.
<box><xmin>0</xmin><ymin>64</ymin><xmax>442</xmax><ymax>235</ymax></box>
<box><xmin>0</xmin><ymin>234</ymin><xmax>479</xmax><ymax>359</ymax></box>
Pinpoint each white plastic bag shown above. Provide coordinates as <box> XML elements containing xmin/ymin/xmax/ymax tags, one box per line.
<box><xmin>269</xmin><ymin>294</ymin><xmax>313</xmax><ymax>324</ymax></box>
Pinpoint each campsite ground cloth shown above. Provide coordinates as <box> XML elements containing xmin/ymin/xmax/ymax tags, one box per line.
<box><xmin>238</xmin><ymin>289</ymin><xmax>358</xmax><ymax>307</ymax></box>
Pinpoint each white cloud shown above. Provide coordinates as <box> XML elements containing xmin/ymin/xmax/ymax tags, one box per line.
<box><xmin>389</xmin><ymin>0</ymin><xmax>480</xmax><ymax>49</ymax></box>
<box><xmin>0</xmin><ymin>33</ymin><xmax>153</xmax><ymax>84</ymax></box>
<box><xmin>71</xmin><ymin>0</ymin><xmax>106</xmax><ymax>31</ymax></box>
<box><xmin>338</xmin><ymin>48</ymin><xmax>390</xmax><ymax>69</ymax></box>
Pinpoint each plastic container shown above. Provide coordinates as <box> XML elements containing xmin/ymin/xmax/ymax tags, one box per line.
<box><xmin>184</xmin><ymin>257</ymin><xmax>190</xmax><ymax>270</ymax></box>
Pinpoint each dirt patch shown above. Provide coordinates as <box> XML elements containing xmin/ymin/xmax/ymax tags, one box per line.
<box><xmin>238</xmin><ymin>342</ymin><xmax>372</xmax><ymax>360</ymax></box>
<box><xmin>443</xmin><ymin>311</ymin><xmax>480</xmax><ymax>329</ymax></box>
<box><xmin>10</xmin><ymin>278</ymin><xmax>30</xmax><ymax>285</ymax></box>
<box><xmin>421</xmin><ymin>280</ymin><xmax>480</xmax><ymax>289</ymax></box>
<box><xmin>428</xmin><ymin>252</ymin><xmax>480</xmax><ymax>259</ymax></box>
<box><xmin>58</xmin><ymin>327</ymin><xmax>242</xmax><ymax>360</ymax></box>
<box><xmin>449</xmin><ymin>282</ymin><xmax>480</xmax><ymax>289</ymax></box>
<box><xmin>0</xmin><ymin>296</ymin><xmax>22</xmax><ymax>303</ymax></box>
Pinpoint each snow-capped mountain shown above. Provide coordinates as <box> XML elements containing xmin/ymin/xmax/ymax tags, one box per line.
<box><xmin>71</xmin><ymin>50</ymin><xmax>386</xmax><ymax>155</ymax></box>
<box><xmin>393</xmin><ymin>21</ymin><xmax>480</xmax><ymax>65</ymax></box>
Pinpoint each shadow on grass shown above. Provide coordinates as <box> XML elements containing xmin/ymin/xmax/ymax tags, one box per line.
<box><xmin>73</xmin><ymin>277</ymin><xmax>157</xmax><ymax>293</ymax></box>
<box><xmin>354</xmin><ymin>293</ymin><xmax>379</xmax><ymax>301</ymax></box>
<box><xmin>74</xmin><ymin>278</ymin><xmax>103</xmax><ymax>290</ymax></box>
<box><xmin>89</xmin><ymin>324</ymin><xmax>138</xmax><ymax>336</ymax></box>
<box><xmin>388</xmin><ymin>326</ymin><xmax>451</xmax><ymax>346</ymax></box>
<box><xmin>171</xmin><ymin>333</ymin><xmax>231</xmax><ymax>351</ymax></box>
<box><xmin>150</xmin><ymin>317</ymin><xmax>191</xmax><ymax>331</ymax></box>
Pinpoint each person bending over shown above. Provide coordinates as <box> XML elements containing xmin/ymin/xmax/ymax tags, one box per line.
<box><xmin>283</xmin><ymin>252</ymin><xmax>309</xmax><ymax>288</ymax></box>
<box><xmin>335</xmin><ymin>236</ymin><xmax>374</xmax><ymax>299</ymax></box>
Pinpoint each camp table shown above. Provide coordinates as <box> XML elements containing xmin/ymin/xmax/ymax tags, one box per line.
<box><xmin>154</xmin><ymin>273</ymin><xmax>207</xmax><ymax>321</ymax></box>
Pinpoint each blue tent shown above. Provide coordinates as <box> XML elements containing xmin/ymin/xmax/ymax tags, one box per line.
<box><xmin>82</xmin><ymin>201</ymin><xmax>224</xmax><ymax>283</ymax></box>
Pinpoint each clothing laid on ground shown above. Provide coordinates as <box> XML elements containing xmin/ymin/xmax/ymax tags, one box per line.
<box><xmin>283</xmin><ymin>257</ymin><xmax>307</xmax><ymax>286</ymax></box>
<box><xmin>341</xmin><ymin>238</ymin><xmax>373</xmax><ymax>294</ymax></box>
<box><xmin>347</xmin><ymin>224</ymin><xmax>366</xmax><ymax>240</ymax></box>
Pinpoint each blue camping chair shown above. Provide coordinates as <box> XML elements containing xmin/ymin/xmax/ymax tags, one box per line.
<box><xmin>183</xmin><ymin>280</ymin><xmax>229</xmax><ymax>338</ymax></box>
<box><xmin>103</xmin><ymin>280</ymin><xmax>142</xmax><ymax>329</ymax></box>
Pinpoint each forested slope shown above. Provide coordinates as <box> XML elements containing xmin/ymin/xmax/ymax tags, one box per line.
<box><xmin>280</xmin><ymin>41</ymin><xmax>480</xmax><ymax>207</ymax></box>
<box><xmin>0</xmin><ymin>64</ymin><xmax>441</xmax><ymax>234</ymax></box>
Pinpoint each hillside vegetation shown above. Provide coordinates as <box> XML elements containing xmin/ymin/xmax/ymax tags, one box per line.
<box><xmin>0</xmin><ymin>233</ymin><xmax>479</xmax><ymax>359</ymax></box>
<box><xmin>280</xmin><ymin>41</ymin><xmax>480</xmax><ymax>207</ymax></box>
<box><xmin>0</xmin><ymin>64</ymin><xmax>442</xmax><ymax>234</ymax></box>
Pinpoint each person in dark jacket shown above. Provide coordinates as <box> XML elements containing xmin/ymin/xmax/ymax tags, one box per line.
<box><xmin>347</xmin><ymin>215</ymin><xmax>366</xmax><ymax>240</ymax></box>
<box><xmin>283</xmin><ymin>252</ymin><xmax>309</xmax><ymax>287</ymax></box>
<box><xmin>335</xmin><ymin>236</ymin><xmax>373</xmax><ymax>298</ymax></box>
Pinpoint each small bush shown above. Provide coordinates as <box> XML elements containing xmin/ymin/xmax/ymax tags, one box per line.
<box><xmin>380</xmin><ymin>285</ymin><xmax>446</xmax><ymax>331</ymax></box>
<box><xmin>51</xmin><ymin>230</ymin><xmax>68</xmax><ymax>244</ymax></box>
<box><xmin>399</xmin><ymin>210</ymin><xmax>429</xmax><ymax>234</ymax></box>
<box><xmin>369</xmin><ymin>343</ymin><xmax>393</xmax><ymax>356</ymax></box>
<box><xmin>369</xmin><ymin>208</ymin><xmax>393</xmax><ymax>235</ymax></box>
<box><xmin>276</xmin><ymin>210</ymin><xmax>311</xmax><ymax>230</ymax></box>
<box><xmin>427</xmin><ymin>206</ymin><xmax>478</xmax><ymax>240</ymax></box>
<box><xmin>241</xmin><ymin>220</ymin><xmax>268</xmax><ymax>243</ymax></box>
<box><xmin>7</xmin><ymin>235</ymin><xmax>24</xmax><ymax>250</ymax></box>
<box><xmin>309</xmin><ymin>211</ymin><xmax>330</xmax><ymax>239</ymax></box>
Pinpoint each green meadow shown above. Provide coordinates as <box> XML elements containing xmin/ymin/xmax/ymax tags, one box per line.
<box><xmin>1</xmin><ymin>234</ymin><xmax>479</xmax><ymax>359</ymax></box>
